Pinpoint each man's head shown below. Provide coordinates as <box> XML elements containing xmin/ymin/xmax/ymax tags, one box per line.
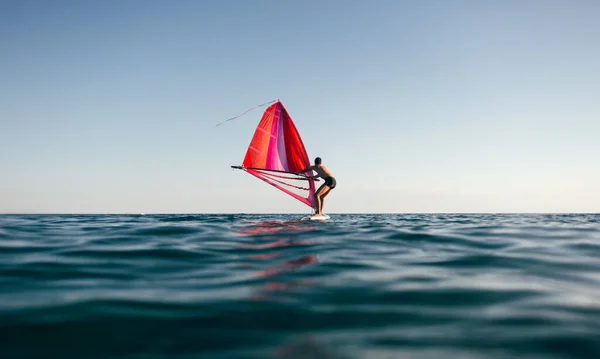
<box><xmin>314</xmin><ymin>157</ymin><xmax>322</xmax><ymax>165</ymax></box>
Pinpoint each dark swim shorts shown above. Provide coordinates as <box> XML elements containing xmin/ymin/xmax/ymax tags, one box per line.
<box><xmin>325</xmin><ymin>176</ymin><xmax>336</xmax><ymax>189</ymax></box>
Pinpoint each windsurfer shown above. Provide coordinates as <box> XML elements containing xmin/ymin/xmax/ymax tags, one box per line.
<box><xmin>298</xmin><ymin>157</ymin><xmax>336</xmax><ymax>215</ymax></box>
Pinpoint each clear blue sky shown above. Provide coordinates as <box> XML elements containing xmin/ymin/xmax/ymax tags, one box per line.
<box><xmin>1</xmin><ymin>0</ymin><xmax>599</xmax><ymax>213</ymax></box>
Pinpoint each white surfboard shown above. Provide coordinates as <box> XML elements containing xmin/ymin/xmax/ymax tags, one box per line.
<box><xmin>301</xmin><ymin>214</ymin><xmax>330</xmax><ymax>221</ymax></box>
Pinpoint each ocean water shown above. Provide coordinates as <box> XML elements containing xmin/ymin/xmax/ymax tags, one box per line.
<box><xmin>1</xmin><ymin>214</ymin><xmax>599</xmax><ymax>359</ymax></box>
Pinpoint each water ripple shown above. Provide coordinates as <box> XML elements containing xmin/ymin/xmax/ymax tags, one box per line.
<box><xmin>0</xmin><ymin>214</ymin><xmax>599</xmax><ymax>359</ymax></box>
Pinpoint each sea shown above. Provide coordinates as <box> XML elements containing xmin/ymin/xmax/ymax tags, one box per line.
<box><xmin>0</xmin><ymin>213</ymin><xmax>599</xmax><ymax>359</ymax></box>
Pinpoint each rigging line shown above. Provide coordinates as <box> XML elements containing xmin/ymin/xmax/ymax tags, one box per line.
<box><xmin>231</xmin><ymin>166</ymin><xmax>311</xmax><ymax>177</ymax></box>
<box><xmin>259</xmin><ymin>172</ymin><xmax>313</xmax><ymax>191</ymax></box>
<box><xmin>253</xmin><ymin>170</ymin><xmax>310</xmax><ymax>181</ymax></box>
<box><xmin>214</xmin><ymin>99</ymin><xmax>278</xmax><ymax>127</ymax></box>
<box><xmin>260</xmin><ymin>171</ymin><xmax>308</xmax><ymax>184</ymax></box>
<box><xmin>232</xmin><ymin>166</ymin><xmax>320</xmax><ymax>182</ymax></box>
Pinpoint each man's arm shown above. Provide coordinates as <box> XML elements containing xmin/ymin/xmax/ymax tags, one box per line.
<box><xmin>297</xmin><ymin>165</ymin><xmax>315</xmax><ymax>175</ymax></box>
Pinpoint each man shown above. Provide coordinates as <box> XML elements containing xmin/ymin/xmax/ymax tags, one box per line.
<box><xmin>298</xmin><ymin>157</ymin><xmax>336</xmax><ymax>215</ymax></box>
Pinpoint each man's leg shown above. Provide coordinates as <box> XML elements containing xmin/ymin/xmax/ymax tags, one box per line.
<box><xmin>317</xmin><ymin>187</ymin><xmax>331</xmax><ymax>214</ymax></box>
<box><xmin>314</xmin><ymin>185</ymin><xmax>329</xmax><ymax>215</ymax></box>
<box><xmin>321</xmin><ymin>188</ymin><xmax>332</xmax><ymax>214</ymax></box>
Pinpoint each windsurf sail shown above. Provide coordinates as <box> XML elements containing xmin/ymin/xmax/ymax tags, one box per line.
<box><xmin>231</xmin><ymin>101</ymin><xmax>317</xmax><ymax>209</ymax></box>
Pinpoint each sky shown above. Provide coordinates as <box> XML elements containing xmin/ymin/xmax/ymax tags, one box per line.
<box><xmin>1</xmin><ymin>0</ymin><xmax>599</xmax><ymax>214</ymax></box>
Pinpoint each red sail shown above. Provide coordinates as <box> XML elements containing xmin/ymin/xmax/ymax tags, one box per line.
<box><xmin>241</xmin><ymin>101</ymin><xmax>316</xmax><ymax>208</ymax></box>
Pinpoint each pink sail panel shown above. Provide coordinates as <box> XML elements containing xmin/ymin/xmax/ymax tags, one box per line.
<box><xmin>241</xmin><ymin>101</ymin><xmax>316</xmax><ymax>208</ymax></box>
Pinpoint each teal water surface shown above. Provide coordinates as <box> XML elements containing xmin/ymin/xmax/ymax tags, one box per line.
<box><xmin>1</xmin><ymin>214</ymin><xmax>599</xmax><ymax>359</ymax></box>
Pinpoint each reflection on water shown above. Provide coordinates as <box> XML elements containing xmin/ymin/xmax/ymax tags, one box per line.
<box><xmin>237</xmin><ymin>219</ymin><xmax>339</xmax><ymax>358</ymax></box>
<box><xmin>275</xmin><ymin>334</ymin><xmax>341</xmax><ymax>359</ymax></box>
<box><xmin>236</xmin><ymin>219</ymin><xmax>315</xmax><ymax>236</ymax></box>
<box><xmin>237</xmin><ymin>219</ymin><xmax>319</xmax><ymax>299</ymax></box>
<box><xmin>256</xmin><ymin>255</ymin><xmax>318</xmax><ymax>279</ymax></box>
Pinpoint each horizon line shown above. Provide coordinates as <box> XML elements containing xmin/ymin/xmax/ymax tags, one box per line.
<box><xmin>1</xmin><ymin>212</ymin><xmax>598</xmax><ymax>215</ymax></box>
